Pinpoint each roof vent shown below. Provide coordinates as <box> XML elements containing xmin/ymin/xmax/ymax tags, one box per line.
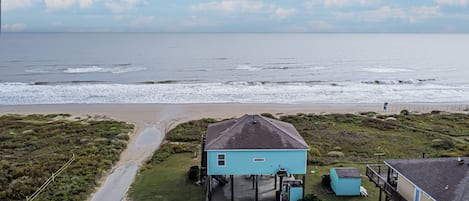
<box><xmin>458</xmin><ymin>157</ymin><xmax>464</xmax><ymax>165</ymax></box>
<box><xmin>253</xmin><ymin>120</ymin><xmax>257</xmax><ymax>124</ymax></box>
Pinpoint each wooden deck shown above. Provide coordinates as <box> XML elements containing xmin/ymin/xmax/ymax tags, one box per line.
<box><xmin>366</xmin><ymin>165</ymin><xmax>407</xmax><ymax>201</ymax></box>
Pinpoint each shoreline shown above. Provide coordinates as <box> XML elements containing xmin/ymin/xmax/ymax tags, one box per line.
<box><xmin>1</xmin><ymin>103</ymin><xmax>467</xmax><ymax>201</ymax></box>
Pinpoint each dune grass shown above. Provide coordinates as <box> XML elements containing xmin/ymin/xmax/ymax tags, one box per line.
<box><xmin>0</xmin><ymin>114</ymin><xmax>133</xmax><ymax>201</ymax></box>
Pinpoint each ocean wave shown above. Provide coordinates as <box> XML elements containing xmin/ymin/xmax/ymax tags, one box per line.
<box><xmin>235</xmin><ymin>65</ymin><xmax>262</xmax><ymax>71</ymax></box>
<box><xmin>113</xmin><ymin>63</ymin><xmax>132</xmax><ymax>67</ymax></box>
<box><xmin>361</xmin><ymin>79</ymin><xmax>436</xmax><ymax>85</ymax></box>
<box><xmin>64</xmin><ymin>66</ymin><xmax>104</xmax><ymax>73</ymax></box>
<box><xmin>8</xmin><ymin>60</ymin><xmax>24</xmax><ymax>63</ymax></box>
<box><xmin>31</xmin><ymin>81</ymin><xmax>104</xmax><ymax>85</ymax></box>
<box><xmin>26</xmin><ymin>65</ymin><xmax>147</xmax><ymax>74</ymax></box>
<box><xmin>362</xmin><ymin>67</ymin><xmax>414</xmax><ymax>73</ymax></box>
<box><xmin>64</xmin><ymin>66</ymin><xmax>147</xmax><ymax>74</ymax></box>
<box><xmin>1</xmin><ymin>81</ymin><xmax>468</xmax><ymax>104</ymax></box>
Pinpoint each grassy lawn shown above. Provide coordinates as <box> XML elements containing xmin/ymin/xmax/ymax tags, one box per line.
<box><xmin>129</xmin><ymin>153</ymin><xmax>204</xmax><ymax>201</ymax></box>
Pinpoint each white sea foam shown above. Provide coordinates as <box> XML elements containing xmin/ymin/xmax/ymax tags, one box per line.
<box><xmin>64</xmin><ymin>66</ymin><xmax>104</xmax><ymax>73</ymax></box>
<box><xmin>64</xmin><ymin>66</ymin><xmax>147</xmax><ymax>74</ymax></box>
<box><xmin>235</xmin><ymin>65</ymin><xmax>262</xmax><ymax>71</ymax></box>
<box><xmin>1</xmin><ymin>82</ymin><xmax>468</xmax><ymax>105</ymax></box>
<box><xmin>26</xmin><ymin>66</ymin><xmax>146</xmax><ymax>74</ymax></box>
<box><xmin>362</xmin><ymin>67</ymin><xmax>414</xmax><ymax>73</ymax></box>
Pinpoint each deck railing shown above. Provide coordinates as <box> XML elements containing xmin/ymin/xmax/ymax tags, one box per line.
<box><xmin>366</xmin><ymin>165</ymin><xmax>407</xmax><ymax>201</ymax></box>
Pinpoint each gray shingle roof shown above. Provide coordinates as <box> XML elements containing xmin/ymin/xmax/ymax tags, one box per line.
<box><xmin>205</xmin><ymin>114</ymin><xmax>309</xmax><ymax>150</ymax></box>
<box><xmin>335</xmin><ymin>168</ymin><xmax>361</xmax><ymax>178</ymax></box>
<box><xmin>385</xmin><ymin>157</ymin><xmax>469</xmax><ymax>201</ymax></box>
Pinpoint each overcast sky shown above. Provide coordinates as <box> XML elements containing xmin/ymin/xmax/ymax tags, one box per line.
<box><xmin>2</xmin><ymin>0</ymin><xmax>469</xmax><ymax>32</ymax></box>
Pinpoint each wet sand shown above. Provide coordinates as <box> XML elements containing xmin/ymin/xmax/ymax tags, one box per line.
<box><xmin>0</xmin><ymin>103</ymin><xmax>466</xmax><ymax>201</ymax></box>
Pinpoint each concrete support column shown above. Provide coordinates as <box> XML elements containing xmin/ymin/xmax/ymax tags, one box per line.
<box><xmin>208</xmin><ymin>176</ymin><xmax>212</xmax><ymax>201</ymax></box>
<box><xmin>252</xmin><ymin>175</ymin><xmax>255</xmax><ymax>189</ymax></box>
<box><xmin>274</xmin><ymin>175</ymin><xmax>277</xmax><ymax>190</ymax></box>
<box><xmin>279</xmin><ymin>176</ymin><xmax>284</xmax><ymax>192</ymax></box>
<box><xmin>255</xmin><ymin>175</ymin><xmax>259</xmax><ymax>201</ymax></box>
<box><xmin>302</xmin><ymin>174</ymin><xmax>306</xmax><ymax>199</ymax></box>
<box><xmin>230</xmin><ymin>175</ymin><xmax>234</xmax><ymax>201</ymax></box>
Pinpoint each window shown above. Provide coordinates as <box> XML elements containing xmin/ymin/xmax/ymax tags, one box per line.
<box><xmin>217</xmin><ymin>154</ymin><xmax>225</xmax><ymax>166</ymax></box>
<box><xmin>253</xmin><ymin>158</ymin><xmax>265</xmax><ymax>162</ymax></box>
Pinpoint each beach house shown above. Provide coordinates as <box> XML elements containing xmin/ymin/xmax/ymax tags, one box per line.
<box><xmin>201</xmin><ymin>114</ymin><xmax>309</xmax><ymax>201</ymax></box>
<box><xmin>366</xmin><ymin>157</ymin><xmax>469</xmax><ymax>201</ymax></box>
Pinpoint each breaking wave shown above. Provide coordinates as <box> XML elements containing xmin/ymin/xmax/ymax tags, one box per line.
<box><xmin>362</xmin><ymin>67</ymin><xmax>414</xmax><ymax>73</ymax></box>
<box><xmin>1</xmin><ymin>81</ymin><xmax>468</xmax><ymax>105</ymax></box>
<box><xmin>25</xmin><ymin>65</ymin><xmax>147</xmax><ymax>74</ymax></box>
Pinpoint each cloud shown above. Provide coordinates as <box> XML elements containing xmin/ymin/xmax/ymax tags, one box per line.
<box><xmin>435</xmin><ymin>0</ymin><xmax>468</xmax><ymax>7</ymax></box>
<box><xmin>305</xmin><ymin>0</ymin><xmax>379</xmax><ymax>8</ymax></box>
<box><xmin>45</xmin><ymin>0</ymin><xmax>75</xmax><ymax>10</ymax></box>
<box><xmin>191</xmin><ymin>0</ymin><xmax>266</xmax><ymax>13</ymax></box>
<box><xmin>2</xmin><ymin>23</ymin><xmax>27</xmax><ymax>32</ymax></box>
<box><xmin>80</xmin><ymin>0</ymin><xmax>94</xmax><ymax>8</ymax></box>
<box><xmin>333</xmin><ymin>6</ymin><xmax>441</xmax><ymax>23</ymax></box>
<box><xmin>191</xmin><ymin>0</ymin><xmax>296</xmax><ymax>20</ymax></box>
<box><xmin>3</xmin><ymin>0</ymin><xmax>38</xmax><ymax>11</ymax></box>
<box><xmin>44</xmin><ymin>0</ymin><xmax>93</xmax><ymax>10</ymax></box>
<box><xmin>105</xmin><ymin>0</ymin><xmax>146</xmax><ymax>13</ymax></box>
<box><xmin>273</xmin><ymin>8</ymin><xmax>296</xmax><ymax>20</ymax></box>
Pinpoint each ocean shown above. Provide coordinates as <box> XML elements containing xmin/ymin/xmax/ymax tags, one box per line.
<box><xmin>1</xmin><ymin>33</ymin><xmax>468</xmax><ymax>105</ymax></box>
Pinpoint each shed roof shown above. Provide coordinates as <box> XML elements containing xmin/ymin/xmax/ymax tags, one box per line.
<box><xmin>385</xmin><ymin>157</ymin><xmax>469</xmax><ymax>201</ymax></box>
<box><xmin>334</xmin><ymin>168</ymin><xmax>361</xmax><ymax>178</ymax></box>
<box><xmin>205</xmin><ymin>114</ymin><xmax>309</xmax><ymax>150</ymax></box>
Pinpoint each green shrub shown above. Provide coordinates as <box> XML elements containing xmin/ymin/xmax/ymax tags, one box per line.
<box><xmin>260</xmin><ymin>113</ymin><xmax>276</xmax><ymax>119</ymax></box>
<box><xmin>188</xmin><ymin>166</ymin><xmax>199</xmax><ymax>182</ymax></box>
<box><xmin>309</xmin><ymin>147</ymin><xmax>321</xmax><ymax>157</ymax></box>
<box><xmin>400</xmin><ymin>109</ymin><xmax>410</xmax><ymax>115</ymax></box>
<box><xmin>431</xmin><ymin>139</ymin><xmax>455</xmax><ymax>150</ymax></box>
<box><xmin>327</xmin><ymin>151</ymin><xmax>344</xmax><ymax>157</ymax></box>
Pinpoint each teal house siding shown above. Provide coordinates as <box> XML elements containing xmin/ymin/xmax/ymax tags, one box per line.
<box><xmin>330</xmin><ymin>168</ymin><xmax>361</xmax><ymax>196</ymax></box>
<box><xmin>207</xmin><ymin>150</ymin><xmax>307</xmax><ymax>175</ymax></box>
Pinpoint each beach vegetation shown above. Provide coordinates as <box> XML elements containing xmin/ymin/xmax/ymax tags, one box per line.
<box><xmin>0</xmin><ymin>114</ymin><xmax>133</xmax><ymax>201</ymax></box>
<box><xmin>165</xmin><ymin>118</ymin><xmax>217</xmax><ymax>143</ymax></box>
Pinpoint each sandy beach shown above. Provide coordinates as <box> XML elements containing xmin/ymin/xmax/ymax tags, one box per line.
<box><xmin>0</xmin><ymin>102</ymin><xmax>467</xmax><ymax>201</ymax></box>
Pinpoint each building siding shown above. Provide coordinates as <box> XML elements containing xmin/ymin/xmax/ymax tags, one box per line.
<box><xmin>397</xmin><ymin>174</ymin><xmax>416</xmax><ymax>201</ymax></box>
<box><xmin>420</xmin><ymin>192</ymin><xmax>434</xmax><ymax>201</ymax></box>
<box><xmin>207</xmin><ymin>150</ymin><xmax>307</xmax><ymax>175</ymax></box>
<box><xmin>330</xmin><ymin>168</ymin><xmax>361</xmax><ymax>196</ymax></box>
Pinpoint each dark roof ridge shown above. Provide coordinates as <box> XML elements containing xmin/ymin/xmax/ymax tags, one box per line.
<box><xmin>257</xmin><ymin>115</ymin><xmax>309</xmax><ymax>148</ymax></box>
<box><xmin>205</xmin><ymin>114</ymin><xmax>249</xmax><ymax>149</ymax></box>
